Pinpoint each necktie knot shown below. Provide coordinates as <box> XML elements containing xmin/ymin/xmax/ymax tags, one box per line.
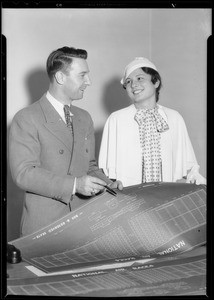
<box><xmin>64</xmin><ymin>104</ymin><xmax>71</xmax><ymax>114</ymax></box>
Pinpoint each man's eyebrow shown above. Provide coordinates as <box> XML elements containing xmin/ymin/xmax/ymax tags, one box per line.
<box><xmin>79</xmin><ymin>71</ymin><xmax>89</xmax><ymax>75</ymax></box>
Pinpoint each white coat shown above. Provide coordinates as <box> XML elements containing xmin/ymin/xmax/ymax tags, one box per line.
<box><xmin>99</xmin><ymin>104</ymin><xmax>198</xmax><ymax>187</ymax></box>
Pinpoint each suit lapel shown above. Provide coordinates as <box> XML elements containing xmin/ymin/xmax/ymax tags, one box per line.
<box><xmin>71</xmin><ymin>109</ymin><xmax>85</xmax><ymax>144</ymax></box>
<box><xmin>69</xmin><ymin>105</ymin><xmax>87</xmax><ymax>168</ymax></box>
<box><xmin>39</xmin><ymin>96</ymin><xmax>74</xmax><ymax>152</ymax></box>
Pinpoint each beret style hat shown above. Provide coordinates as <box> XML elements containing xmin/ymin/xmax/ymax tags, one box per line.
<box><xmin>120</xmin><ymin>57</ymin><xmax>158</xmax><ymax>85</ymax></box>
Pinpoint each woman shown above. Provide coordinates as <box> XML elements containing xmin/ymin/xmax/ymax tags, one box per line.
<box><xmin>99</xmin><ymin>57</ymin><xmax>206</xmax><ymax>187</ymax></box>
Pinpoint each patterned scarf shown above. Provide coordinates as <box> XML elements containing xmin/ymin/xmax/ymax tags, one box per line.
<box><xmin>134</xmin><ymin>106</ymin><xmax>169</xmax><ymax>182</ymax></box>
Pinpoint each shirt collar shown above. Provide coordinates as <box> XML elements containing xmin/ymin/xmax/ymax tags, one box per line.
<box><xmin>46</xmin><ymin>91</ymin><xmax>73</xmax><ymax>120</ymax></box>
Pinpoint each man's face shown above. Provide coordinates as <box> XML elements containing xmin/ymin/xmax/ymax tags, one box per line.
<box><xmin>63</xmin><ymin>58</ymin><xmax>91</xmax><ymax>101</ymax></box>
<box><xmin>124</xmin><ymin>68</ymin><xmax>159</xmax><ymax>107</ymax></box>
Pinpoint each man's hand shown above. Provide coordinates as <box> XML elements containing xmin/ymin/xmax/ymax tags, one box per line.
<box><xmin>76</xmin><ymin>175</ymin><xmax>107</xmax><ymax>196</ymax></box>
<box><xmin>108</xmin><ymin>180</ymin><xmax>123</xmax><ymax>190</ymax></box>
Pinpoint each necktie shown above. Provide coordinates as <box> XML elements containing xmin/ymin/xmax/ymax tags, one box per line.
<box><xmin>134</xmin><ymin>106</ymin><xmax>169</xmax><ymax>183</ymax></box>
<box><xmin>64</xmin><ymin>105</ymin><xmax>74</xmax><ymax>136</ymax></box>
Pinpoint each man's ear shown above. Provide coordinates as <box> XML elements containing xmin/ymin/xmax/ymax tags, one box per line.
<box><xmin>54</xmin><ymin>71</ymin><xmax>65</xmax><ymax>85</ymax></box>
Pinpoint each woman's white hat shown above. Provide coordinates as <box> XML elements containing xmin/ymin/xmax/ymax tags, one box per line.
<box><xmin>121</xmin><ymin>57</ymin><xmax>157</xmax><ymax>85</ymax></box>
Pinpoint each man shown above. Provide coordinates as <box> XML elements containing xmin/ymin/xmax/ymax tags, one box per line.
<box><xmin>9</xmin><ymin>46</ymin><xmax>123</xmax><ymax>236</ymax></box>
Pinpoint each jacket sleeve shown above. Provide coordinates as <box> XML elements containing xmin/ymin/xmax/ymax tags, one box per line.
<box><xmin>170</xmin><ymin>110</ymin><xmax>199</xmax><ymax>181</ymax></box>
<box><xmin>9</xmin><ymin>111</ymin><xmax>74</xmax><ymax>204</ymax></box>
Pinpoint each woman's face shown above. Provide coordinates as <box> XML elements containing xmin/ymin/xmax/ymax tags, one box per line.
<box><xmin>124</xmin><ymin>68</ymin><xmax>159</xmax><ymax>108</ymax></box>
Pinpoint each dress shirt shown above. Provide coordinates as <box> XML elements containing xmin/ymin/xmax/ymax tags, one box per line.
<box><xmin>46</xmin><ymin>91</ymin><xmax>73</xmax><ymax>123</ymax></box>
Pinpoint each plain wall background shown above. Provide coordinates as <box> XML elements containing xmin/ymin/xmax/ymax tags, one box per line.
<box><xmin>2</xmin><ymin>8</ymin><xmax>210</xmax><ymax>241</ymax></box>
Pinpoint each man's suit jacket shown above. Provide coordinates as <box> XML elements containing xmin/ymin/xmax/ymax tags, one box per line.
<box><xmin>9</xmin><ymin>94</ymin><xmax>110</xmax><ymax>236</ymax></box>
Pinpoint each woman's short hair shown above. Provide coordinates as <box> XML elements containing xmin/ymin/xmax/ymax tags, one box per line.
<box><xmin>46</xmin><ymin>46</ymin><xmax>87</xmax><ymax>81</ymax></box>
<box><xmin>142</xmin><ymin>67</ymin><xmax>162</xmax><ymax>102</ymax></box>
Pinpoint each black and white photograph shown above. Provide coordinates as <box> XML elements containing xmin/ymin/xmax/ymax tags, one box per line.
<box><xmin>1</xmin><ymin>4</ymin><xmax>212</xmax><ymax>298</ymax></box>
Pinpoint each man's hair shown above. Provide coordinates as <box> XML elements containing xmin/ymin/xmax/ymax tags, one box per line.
<box><xmin>142</xmin><ymin>67</ymin><xmax>162</xmax><ymax>102</ymax></box>
<box><xmin>46</xmin><ymin>46</ymin><xmax>88</xmax><ymax>81</ymax></box>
